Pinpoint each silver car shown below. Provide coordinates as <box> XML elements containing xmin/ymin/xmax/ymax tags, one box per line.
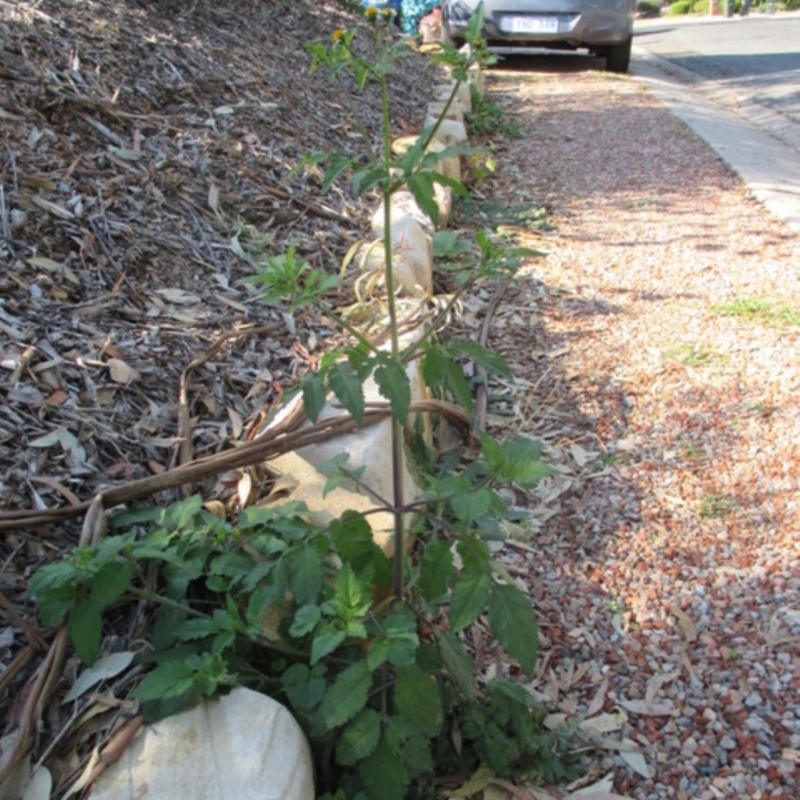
<box><xmin>442</xmin><ymin>0</ymin><xmax>636</xmax><ymax>73</ymax></box>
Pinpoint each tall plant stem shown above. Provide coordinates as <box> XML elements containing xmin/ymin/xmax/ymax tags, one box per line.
<box><xmin>377</xmin><ymin>63</ymin><xmax>405</xmax><ymax>600</ymax></box>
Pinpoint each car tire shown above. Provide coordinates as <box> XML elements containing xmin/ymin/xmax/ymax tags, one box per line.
<box><xmin>605</xmin><ymin>36</ymin><xmax>632</xmax><ymax>73</ymax></box>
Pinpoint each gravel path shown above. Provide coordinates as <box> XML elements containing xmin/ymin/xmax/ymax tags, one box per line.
<box><xmin>479</xmin><ymin>58</ymin><xmax>800</xmax><ymax>800</ymax></box>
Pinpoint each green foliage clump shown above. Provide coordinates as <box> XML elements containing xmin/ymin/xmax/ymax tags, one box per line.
<box><xmin>636</xmin><ymin>0</ymin><xmax>662</xmax><ymax>16</ymax></box>
<box><xmin>666</xmin><ymin>0</ymin><xmax>693</xmax><ymax>13</ymax></box>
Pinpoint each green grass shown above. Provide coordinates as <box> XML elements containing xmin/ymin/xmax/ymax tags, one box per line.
<box><xmin>661</xmin><ymin>344</ymin><xmax>719</xmax><ymax>366</ymax></box>
<box><xmin>711</xmin><ymin>298</ymin><xmax>800</xmax><ymax>328</ymax></box>
<box><xmin>699</xmin><ymin>494</ymin><xmax>732</xmax><ymax>519</ymax></box>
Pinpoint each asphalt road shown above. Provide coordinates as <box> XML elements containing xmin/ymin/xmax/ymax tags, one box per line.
<box><xmin>632</xmin><ymin>12</ymin><xmax>800</xmax><ymax>151</ymax></box>
<box><xmin>630</xmin><ymin>12</ymin><xmax>800</xmax><ymax>235</ymax></box>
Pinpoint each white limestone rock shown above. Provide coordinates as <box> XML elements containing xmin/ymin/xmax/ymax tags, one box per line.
<box><xmin>89</xmin><ymin>688</ymin><xmax>314</xmax><ymax>800</ymax></box>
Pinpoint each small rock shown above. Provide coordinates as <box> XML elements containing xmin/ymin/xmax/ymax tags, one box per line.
<box><xmin>744</xmin><ymin>691</ymin><xmax>762</xmax><ymax>708</ymax></box>
<box><xmin>89</xmin><ymin>687</ymin><xmax>314</xmax><ymax>800</ymax></box>
<box><xmin>719</xmin><ymin>735</ymin><xmax>737</xmax><ymax>751</ymax></box>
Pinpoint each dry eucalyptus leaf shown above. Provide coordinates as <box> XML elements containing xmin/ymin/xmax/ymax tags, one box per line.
<box><xmin>618</xmin><ymin>739</ymin><xmax>650</xmax><ymax>779</ymax></box>
<box><xmin>62</xmin><ymin>652</ymin><xmax>136</xmax><ymax>704</ymax></box>
<box><xmin>107</xmin><ymin>358</ymin><xmax>140</xmax><ymax>386</ymax></box>
<box><xmin>155</xmin><ymin>288</ymin><xmax>201</xmax><ymax>305</ymax></box>
<box><xmin>580</xmin><ymin>711</ymin><xmax>626</xmax><ymax>734</ymax></box>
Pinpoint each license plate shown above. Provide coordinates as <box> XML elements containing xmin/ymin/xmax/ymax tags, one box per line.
<box><xmin>506</xmin><ymin>16</ymin><xmax>559</xmax><ymax>34</ymax></box>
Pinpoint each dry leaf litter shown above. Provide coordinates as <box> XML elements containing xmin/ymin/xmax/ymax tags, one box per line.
<box><xmin>1</xmin><ymin>1</ymin><xmax>799</xmax><ymax>799</ymax></box>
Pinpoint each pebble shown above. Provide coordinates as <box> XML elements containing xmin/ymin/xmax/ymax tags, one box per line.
<box><xmin>745</xmin><ymin>691</ymin><xmax>763</xmax><ymax>708</ymax></box>
<box><xmin>719</xmin><ymin>735</ymin><xmax>737</xmax><ymax>751</ymax></box>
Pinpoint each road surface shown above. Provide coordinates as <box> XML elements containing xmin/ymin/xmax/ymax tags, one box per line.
<box><xmin>630</xmin><ymin>12</ymin><xmax>800</xmax><ymax>235</ymax></box>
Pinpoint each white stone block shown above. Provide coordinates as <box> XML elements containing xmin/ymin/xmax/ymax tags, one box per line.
<box><xmin>89</xmin><ymin>688</ymin><xmax>314</xmax><ymax>800</ymax></box>
<box><xmin>372</xmin><ymin>190</ymin><xmax>435</xmax><ymax>238</ymax></box>
<box><xmin>435</xmin><ymin>183</ymin><xmax>453</xmax><ymax>229</ymax></box>
<box><xmin>391</xmin><ymin>136</ymin><xmax>461</xmax><ymax>184</ymax></box>
<box><xmin>434</xmin><ymin>81</ymin><xmax>472</xmax><ymax>111</ymax></box>
<box><xmin>425</xmin><ymin>118</ymin><xmax>468</xmax><ymax>148</ymax></box>
<box><xmin>360</xmin><ymin>215</ymin><xmax>432</xmax><ymax>297</ymax></box>
<box><xmin>426</xmin><ymin>99</ymin><xmax>466</xmax><ymax>123</ymax></box>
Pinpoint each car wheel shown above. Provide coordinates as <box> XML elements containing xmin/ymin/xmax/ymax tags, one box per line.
<box><xmin>605</xmin><ymin>36</ymin><xmax>632</xmax><ymax>74</ymax></box>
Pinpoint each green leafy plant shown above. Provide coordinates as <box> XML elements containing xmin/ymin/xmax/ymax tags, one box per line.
<box><xmin>466</xmin><ymin>86</ymin><xmax>523</xmax><ymax>140</ymax></box>
<box><xmin>28</xmin><ymin>4</ymin><xmax>574</xmax><ymax>798</ymax></box>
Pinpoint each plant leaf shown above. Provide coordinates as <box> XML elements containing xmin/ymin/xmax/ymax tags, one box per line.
<box><xmin>286</xmin><ymin>544</ymin><xmax>323</xmax><ymax>605</ymax></box>
<box><xmin>358</xmin><ymin>735</ymin><xmax>409</xmax><ymax>800</ymax></box>
<box><xmin>302</xmin><ymin>372</ymin><xmax>327</xmax><ymax>423</ymax></box>
<box><xmin>488</xmin><ymin>582</ymin><xmax>538</xmax><ymax>678</ymax></box>
<box><xmin>418</xmin><ymin>539</ymin><xmax>455</xmax><ymax>601</ymax></box>
<box><xmin>329</xmin><ymin>362</ymin><xmax>365</xmax><ymax>425</ymax></box>
<box><xmin>449</xmin><ymin>569</ymin><xmax>491</xmax><ymax>632</ymax></box>
<box><xmin>319</xmin><ymin>660</ymin><xmax>371</xmax><ymax>730</ymax></box>
<box><xmin>437</xmin><ymin>631</ymin><xmax>476</xmax><ymax>700</ymax></box>
<box><xmin>336</xmin><ymin>708</ymin><xmax>381</xmax><ymax>766</ymax></box>
<box><xmin>290</xmin><ymin>604</ymin><xmax>322</xmax><ymax>638</ymax></box>
<box><xmin>374</xmin><ymin>360</ymin><xmax>410</xmax><ymax>425</ymax></box>
<box><xmin>310</xmin><ymin>623</ymin><xmax>347</xmax><ymax>665</ymax></box>
<box><xmin>406</xmin><ymin>173</ymin><xmax>439</xmax><ymax>227</ymax></box>
<box><xmin>69</xmin><ymin>599</ymin><xmax>103</xmax><ymax>665</ymax></box>
<box><xmin>394</xmin><ymin>664</ymin><xmax>442</xmax><ymax>737</ymax></box>
<box><xmin>133</xmin><ymin>659</ymin><xmax>196</xmax><ymax>702</ymax></box>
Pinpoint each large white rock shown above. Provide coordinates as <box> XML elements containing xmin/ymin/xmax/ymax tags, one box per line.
<box><xmin>89</xmin><ymin>688</ymin><xmax>314</xmax><ymax>800</ymax></box>
<box><xmin>360</xmin><ymin>215</ymin><xmax>432</xmax><ymax>297</ymax></box>
<box><xmin>372</xmin><ymin>189</ymin><xmax>435</xmax><ymax>238</ymax></box>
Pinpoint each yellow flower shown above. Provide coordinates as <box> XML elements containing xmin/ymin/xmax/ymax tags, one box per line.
<box><xmin>364</xmin><ymin>6</ymin><xmax>378</xmax><ymax>19</ymax></box>
<box><xmin>331</xmin><ymin>28</ymin><xmax>345</xmax><ymax>42</ymax></box>
<box><xmin>381</xmin><ymin>7</ymin><xmax>395</xmax><ymax>19</ymax></box>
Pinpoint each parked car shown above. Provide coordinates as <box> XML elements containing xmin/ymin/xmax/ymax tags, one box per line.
<box><xmin>442</xmin><ymin>0</ymin><xmax>636</xmax><ymax>73</ymax></box>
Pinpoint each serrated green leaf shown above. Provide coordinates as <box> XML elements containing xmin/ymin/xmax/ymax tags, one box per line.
<box><xmin>319</xmin><ymin>660</ymin><xmax>371</xmax><ymax>730</ymax></box>
<box><xmin>431</xmin><ymin>230</ymin><xmax>469</xmax><ymax>258</ymax></box>
<box><xmin>418</xmin><ymin>539</ymin><xmax>455</xmax><ymax>600</ymax></box>
<box><xmin>502</xmin><ymin>437</ymin><xmax>552</xmax><ymax>487</ymax></box>
<box><xmin>442</xmin><ymin>357</ymin><xmax>473</xmax><ymax>413</ymax></box>
<box><xmin>381</xmin><ymin>612</ymin><xmax>419</xmax><ymax>667</ymax></box>
<box><xmin>452</xmin><ymin>340</ymin><xmax>511</xmax><ymax>378</ymax></box>
<box><xmin>330</xmin><ymin>512</ymin><xmax>391</xmax><ymax>587</ymax></box>
<box><xmin>329</xmin><ymin>362</ymin><xmax>365</xmax><ymax>425</ymax></box>
<box><xmin>352</xmin><ymin>165</ymin><xmax>388</xmax><ymax>196</ymax></box>
<box><xmin>406</xmin><ymin>173</ymin><xmax>439</xmax><ymax>227</ymax></box>
<box><xmin>394</xmin><ymin>665</ymin><xmax>442</xmax><ymax>736</ymax></box>
<box><xmin>289</xmin><ymin>604</ymin><xmax>322</xmax><ymax>638</ymax></box>
<box><xmin>286</xmin><ymin>544</ymin><xmax>323</xmax><ymax>605</ymax></box>
<box><xmin>367</xmin><ymin>636</ymin><xmax>390</xmax><ymax>670</ymax></box>
<box><xmin>302</xmin><ymin>372</ymin><xmax>327</xmax><ymax>423</ymax></box>
<box><xmin>449</xmin><ymin>569</ymin><xmax>491</xmax><ymax>632</ymax></box>
<box><xmin>134</xmin><ymin>659</ymin><xmax>196</xmax><ymax>702</ymax></box>
<box><xmin>456</xmin><ymin>535</ymin><xmax>491</xmax><ymax>573</ymax></box>
<box><xmin>450</xmin><ymin>486</ymin><xmax>494</xmax><ymax>524</ymax></box>
<box><xmin>174</xmin><ymin>616</ymin><xmax>224</xmax><ymax>642</ymax></box>
<box><xmin>478</xmin><ymin>430</ymin><xmax>507</xmax><ymax>474</ymax></box>
<box><xmin>336</xmin><ymin>708</ymin><xmax>381</xmax><ymax>766</ymax></box>
<box><xmin>358</xmin><ymin>735</ymin><xmax>409</xmax><ymax>800</ymax></box>
<box><xmin>488</xmin><ymin>582</ymin><xmax>539</xmax><ymax>678</ymax></box>
<box><xmin>282</xmin><ymin>663</ymin><xmax>327</xmax><ymax>712</ymax></box>
<box><xmin>69</xmin><ymin>599</ymin><xmax>103</xmax><ymax>665</ymax></box>
<box><xmin>310</xmin><ymin>623</ymin><xmax>347</xmax><ymax>665</ymax></box>
<box><xmin>332</xmin><ymin>564</ymin><xmax>372</xmax><ymax>623</ymax></box>
<box><xmin>384</xmin><ymin>716</ymin><xmax>434</xmax><ymax>778</ymax></box>
<box><xmin>373</xmin><ymin>361</ymin><xmax>410</xmax><ymax>425</ymax></box>
<box><xmin>437</xmin><ymin>632</ymin><xmax>476</xmax><ymax>701</ymax></box>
